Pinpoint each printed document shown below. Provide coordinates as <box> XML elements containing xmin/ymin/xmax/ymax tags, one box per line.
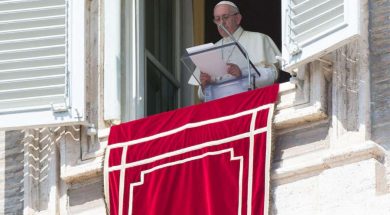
<box><xmin>186</xmin><ymin>43</ymin><xmax>228</xmax><ymax>82</ymax></box>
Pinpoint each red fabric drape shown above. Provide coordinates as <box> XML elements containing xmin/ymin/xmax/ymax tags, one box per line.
<box><xmin>104</xmin><ymin>84</ymin><xmax>279</xmax><ymax>215</ymax></box>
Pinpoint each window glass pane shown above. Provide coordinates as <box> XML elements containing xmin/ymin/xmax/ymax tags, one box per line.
<box><xmin>145</xmin><ymin>0</ymin><xmax>155</xmax><ymax>54</ymax></box>
<box><xmin>146</xmin><ymin>60</ymin><xmax>177</xmax><ymax>116</ymax></box>
<box><xmin>145</xmin><ymin>0</ymin><xmax>174</xmax><ymax>73</ymax></box>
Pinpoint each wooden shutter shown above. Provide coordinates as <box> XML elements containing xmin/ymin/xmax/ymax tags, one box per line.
<box><xmin>282</xmin><ymin>0</ymin><xmax>360</xmax><ymax>72</ymax></box>
<box><xmin>0</xmin><ymin>0</ymin><xmax>85</xmax><ymax>129</ymax></box>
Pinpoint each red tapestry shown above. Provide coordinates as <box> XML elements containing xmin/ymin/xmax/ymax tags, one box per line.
<box><xmin>104</xmin><ymin>84</ymin><xmax>279</xmax><ymax>215</ymax></box>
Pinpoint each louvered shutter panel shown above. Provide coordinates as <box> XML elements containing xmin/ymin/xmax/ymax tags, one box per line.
<box><xmin>282</xmin><ymin>0</ymin><xmax>360</xmax><ymax>72</ymax></box>
<box><xmin>0</xmin><ymin>0</ymin><xmax>85</xmax><ymax>129</ymax></box>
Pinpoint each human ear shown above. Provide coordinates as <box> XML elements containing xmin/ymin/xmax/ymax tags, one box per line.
<box><xmin>236</xmin><ymin>14</ymin><xmax>242</xmax><ymax>25</ymax></box>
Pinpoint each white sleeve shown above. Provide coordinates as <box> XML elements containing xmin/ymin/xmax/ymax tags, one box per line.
<box><xmin>253</xmin><ymin>66</ymin><xmax>277</xmax><ymax>88</ymax></box>
<box><xmin>198</xmin><ymin>86</ymin><xmax>205</xmax><ymax>101</ymax></box>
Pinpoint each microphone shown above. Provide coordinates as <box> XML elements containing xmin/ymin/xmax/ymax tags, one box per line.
<box><xmin>217</xmin><ymin>23</ymin><xmax>235</xmax><ymax>42</ymax></box>
<box><xmin>216</xmin><ymin>23</ymin><xmax>261</xmax><ymax>77</ymax></box>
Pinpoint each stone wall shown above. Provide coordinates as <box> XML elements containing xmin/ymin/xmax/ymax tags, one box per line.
<box><xmin>369</xmin><ymin>0</ymin><xmax>390</xmax><ymax>203</ymax></box>
<box><xmin>370</xmin><ymin>0</ymin><xmax>390</xmax><ymax>148</ymax></box>
<box><xmin>270</xmin><ymin>0</ymin><xmax>390</xmax><ymax>213</ymax></box>
<box><xmin>272</xmin><ymin>159</ymin><xmax>389</xmax><ymax>214</ymax></box>
<box><xmin>0</xmin><ymin>131</ymin><xmax>24</xmax><ymax>215</ymax></box>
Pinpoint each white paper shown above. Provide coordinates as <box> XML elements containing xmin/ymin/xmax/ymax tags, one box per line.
<box><xmin>186</xmin><ymin>43</ymin><xmax>228</xmax><ymax>80</ymax></box>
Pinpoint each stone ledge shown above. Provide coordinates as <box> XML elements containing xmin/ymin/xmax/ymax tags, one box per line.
<box><xmin>61</xmin><ymin>156</ymin><xmax>103</xmax><ymax>183</ymax></box>
<box><xmin>274</xmin><ymin>61</ymin><xmax>328</xmax><ymax>130</ymax></box>
<box><xmin>272</xmin><ymin>141</ymin><xmax>386</xmax><ymax>185</ymax></box>
<box><xmin>274</xmin><ymin>103</ymin><xmax>327</xmax><ymax>129</ymax></box>
<box><xmin>61</xmin><ymin>128</ymin><xmax>109</xmax><ymax>183</ymax></box>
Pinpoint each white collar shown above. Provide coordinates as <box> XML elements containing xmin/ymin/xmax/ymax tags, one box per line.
<box><xmin>222</xmin><ymin>26</ymin><xmax>244</xmax><ymax>43</ymax></box>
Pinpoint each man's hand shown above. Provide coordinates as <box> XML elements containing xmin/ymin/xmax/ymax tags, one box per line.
<box><xmin>227</xmin><ymin>63</ymin><xmax>241</xmax><ymax>77</ymax></box>
<box><xmin>200</xmin><ymin>72</ymin><xmax>211</xmax><ymax>90</ymax></box>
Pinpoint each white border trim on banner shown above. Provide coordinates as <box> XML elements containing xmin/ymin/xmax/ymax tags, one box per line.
<box><xmin>128</xmin><ymin>148</ymin><xmax>244</xmax><ymax>215</ymax></box>
<box><xmin>106</xmin><ymin>104</ymin><xmax>273</xmax><ymax>150</ymax></box>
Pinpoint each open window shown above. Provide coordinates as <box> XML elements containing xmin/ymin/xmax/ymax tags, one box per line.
<box><xmin>281</xmin><ymin>0</ymin><xmax>360</xmax><ymax>72</ymax></box>
<box><xmin>0</xmin><ymin>0</ymin><xmax>86</xmax><ymax>130</ymax></box>
<box><xmin>118</xmin><ymin>0</ymin><xmax>194</xmax><ymax>122</ymax></box>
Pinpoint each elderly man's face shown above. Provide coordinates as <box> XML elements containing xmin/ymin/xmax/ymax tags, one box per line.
<box><xmin>213</xmin><ymin>5</ymin><xmax>241</xmax><ymax>37</ymax></box>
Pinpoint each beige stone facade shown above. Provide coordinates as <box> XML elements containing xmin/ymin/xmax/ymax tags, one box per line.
<box><xmin>0</xmin><ymin>0</ymin><xmax>389</xmax><ymax>214</ymax></box>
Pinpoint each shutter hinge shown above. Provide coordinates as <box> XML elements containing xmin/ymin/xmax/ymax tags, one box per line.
<box><xmin>289</xmin><ymin>68</ymin><xmax>304</xmax><ymax>90</ymax></box>
<box><xmin>289</xmin><ymin>42</ymin><xmax>302</xmax><ymax>56</ymax></box>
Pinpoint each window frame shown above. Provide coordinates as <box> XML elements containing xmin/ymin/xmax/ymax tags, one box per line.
<box><xmin>122</xmin><ymin>0</ymin><xmax>182</xmax><ymax>121</ymax></box>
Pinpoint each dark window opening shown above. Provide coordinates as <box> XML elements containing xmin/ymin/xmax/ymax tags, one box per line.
<box><xmin>204</xmin><ymin>0</ymin><xmax>290</xmax><ymax>83</ymax></box>
<box><xmin>145</xmin><ymin>0</ymin><xmax>178</xmax><ymax>116</ymax></box>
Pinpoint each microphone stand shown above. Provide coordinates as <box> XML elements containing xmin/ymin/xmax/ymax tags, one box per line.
<box><xmin>217</xmin><ymin>23</ymin><xmax>260</xmax><ymax>90</ymax></box>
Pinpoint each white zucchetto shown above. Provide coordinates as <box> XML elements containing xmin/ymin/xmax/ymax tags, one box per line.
<box><xmin>215</xmin><ymin>1</ymin><xmax>239</xmax><ymax>11</ymax></box>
